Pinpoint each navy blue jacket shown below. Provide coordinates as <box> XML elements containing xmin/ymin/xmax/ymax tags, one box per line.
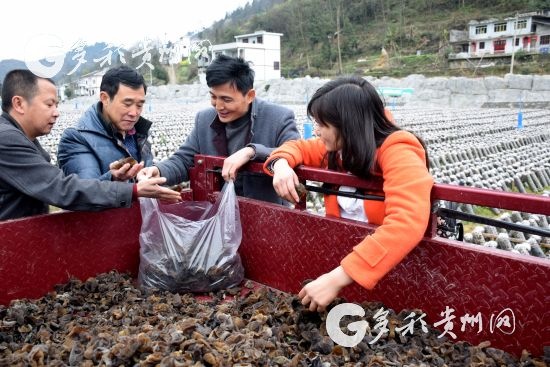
<box><xmin>57</xmin><ymin>102</ymin><xmax>153</xmax><ymax>181</ymax></box>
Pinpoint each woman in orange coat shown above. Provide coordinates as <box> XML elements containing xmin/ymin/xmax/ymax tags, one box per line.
<box><xmin>263</xmin><ymin>76</ymin><xmax>433</xmax><ymax>312</ymax></box>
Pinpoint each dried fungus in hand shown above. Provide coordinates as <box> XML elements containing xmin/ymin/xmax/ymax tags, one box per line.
<box><xmin>110</xmin><ymin>156</ymin><xmax>138</xmax><ymax>170</ymax></box>
<box><xmin>170</xmin><ymin>184</ymin><xmax>184</xmax><ymax>193</ymax></box>
<box><xmin>295</xmin><ymin>183</ymin><xmax>307</xmax><ymax>202</ymax></box>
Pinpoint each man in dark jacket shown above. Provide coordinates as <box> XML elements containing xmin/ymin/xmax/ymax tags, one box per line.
<box><xmin>0</xmin><ymin>69</ymin><xmax>180</xmax><ymax>221</ymax></box>
<box><xmin>139</xmin><ymin>55</ymin><xmax>300</xmax><ymax>205</ymax></box>
<box><xmin>57</xmin><ymin>65</ymin><xmax>153</xmax><ymax>181</ymax></box>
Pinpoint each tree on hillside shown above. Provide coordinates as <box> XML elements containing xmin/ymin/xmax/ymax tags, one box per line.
<box><xmin>64</xmin><ymin>86</ymin><xmax>74</xmax><ymax>99</ymax></box>
<box><xmin>295</xmin><ymin>2</ymin><xmax>311</xmax><ymax>69</ymax></box>
<box><xmin>198</xmin><ymin>0</ymin><xmax>549</xmax><ymax>78</ymax></box>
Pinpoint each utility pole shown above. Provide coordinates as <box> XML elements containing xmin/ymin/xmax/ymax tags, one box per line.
<box><xmin>336</xmin><ymin>1</ymin><xmax>343</xmax><ymax>74</ymax></box>
<box><xmin>510</xmin><ymin>13</ymin><xmax>519</xmax><ymax>74</ymax></box>
<box><xmin>327</xmin><ymin>34</ymin><xmax>333</xmax><ymax>70</ymax></box>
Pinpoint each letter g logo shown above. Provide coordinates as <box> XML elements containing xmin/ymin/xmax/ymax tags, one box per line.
<box><xmin>326</xmin><ymin>303</ymin><xmax>368</xmax><ymax>347</ymax></box>
<box><xmin>24</xmin><ymin>34</ymin><xmax>65</xmax><ymax>79</ymax></box>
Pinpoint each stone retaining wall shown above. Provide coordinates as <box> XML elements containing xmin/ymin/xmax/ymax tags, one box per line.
<box><xmin>350</xmin><ymin>74</ymin><xmax>550</xmax><ymax>108</ymax></box>
<box><xmin>146</xmin><ymin>74</ymin><xmax>550</xmax><ymax>108</ymax></box>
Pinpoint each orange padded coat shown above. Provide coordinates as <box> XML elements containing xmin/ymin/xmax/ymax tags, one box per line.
<box><xmin>263</xmin><ymin>130</ymin><xmax>434</xmax><ymax>290</ymax></box>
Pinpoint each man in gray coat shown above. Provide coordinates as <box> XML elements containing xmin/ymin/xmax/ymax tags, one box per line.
<box><xmin>0</xmin><ymin>69</ymin><xmax>180</xmax><ymax>221</ymax></box>
<box><xmin>139</xmin><ymin>55</ymin><xmax>300</xmax><ymax>205</ymax></box>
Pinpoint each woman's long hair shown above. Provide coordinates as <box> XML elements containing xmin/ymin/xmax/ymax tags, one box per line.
<box><xmin>307</xmin><ymin>76</ymin><xmax>400</xmax><ymax>179</ymax></box>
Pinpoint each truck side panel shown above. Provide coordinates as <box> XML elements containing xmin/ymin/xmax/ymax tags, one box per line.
<box><xmin>1</xmin><ymin>198</ymin><xmax>548</xmax><ymax>357</ymax></box>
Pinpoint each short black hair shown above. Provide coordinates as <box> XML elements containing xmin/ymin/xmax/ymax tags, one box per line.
<box><xmin>1</xmin><ymin>69</ymin><xmax>55</xmax><ymax>113</ymax></box>
<box><xmin>100</xmin><ymin>65</ymin><xmax>147</xmax><ymax>99</ymax></box>
<box><xmin>206</xmin><ymin>54</ymin><xmax>254</xmax><ymax>95</ymax></box>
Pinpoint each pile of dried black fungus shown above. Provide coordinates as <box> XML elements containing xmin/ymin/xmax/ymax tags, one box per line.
<box><xmin>139</xmin><ymin>256</ymin><xmax>244</xmax><ymax>294</ymax></box>
<box><xmin>0</xmin><ymin>271</ymin><xmax>546</xmax><ymax>366</ymax></box>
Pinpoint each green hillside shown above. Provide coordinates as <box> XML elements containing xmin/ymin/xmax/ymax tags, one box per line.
<box><xmin>198</xmin><ymin>0</ymin><xmax>550</xmax><ymax>78</ymax></box>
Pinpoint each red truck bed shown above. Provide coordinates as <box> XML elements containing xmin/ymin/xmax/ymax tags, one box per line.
<box><xmin>1</xmin><ymin>155</ymin><xmax>548</xmax><ymax>357</ymax></box>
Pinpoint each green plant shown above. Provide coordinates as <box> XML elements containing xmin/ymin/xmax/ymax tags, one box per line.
<box><xmin>64</xmin><ymin>86</ymin><xmax>74</xmax><ymax>99</ymax></box>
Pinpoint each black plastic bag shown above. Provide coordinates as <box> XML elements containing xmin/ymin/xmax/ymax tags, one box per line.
<box><xmin>138</xmin><ymin>181</ymin><xmax>244</xmax><ymax>293</ymax></box>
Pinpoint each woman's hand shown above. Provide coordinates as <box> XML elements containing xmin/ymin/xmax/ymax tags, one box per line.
<box><xmin>298</xmin><ymin>266</ymin><xmax>354</xmax><ymax>312</ymax></box>
<box><xmin>272</xmin><ymin>159</ymin><xmax>301</xmax><ymax>203</ymax></box>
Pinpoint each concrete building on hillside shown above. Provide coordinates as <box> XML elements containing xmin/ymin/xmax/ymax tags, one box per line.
<box><xmin>73</xmin><ymin>69</ymin><xmax>107</xmax><ymax>97</ymax></box>
<box><xmin>210</xmin><ymin>30</ymin><xmax>283</xmax><ymax>81</ymax></box>
<box><xmin>161</xmin><ymin>36</ymin><xmax>191</xmax><ymax>65</ymax></box>
<box><xmin>448</xmin><ymin>10</ymin><xmax>550</xmax><ymax>67</ymax></box>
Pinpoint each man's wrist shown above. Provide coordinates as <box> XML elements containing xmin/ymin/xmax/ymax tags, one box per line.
<box><xmin>245</xmin><ymin>144</ymin><xmax>256</xmax><ymax>160</ymax></box>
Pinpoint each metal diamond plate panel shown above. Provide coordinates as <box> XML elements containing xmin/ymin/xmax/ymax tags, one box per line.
<box><xmin>237</xmin><ymin>198</ymin><xmax>549</xmax><ymax>358</ymax></box>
